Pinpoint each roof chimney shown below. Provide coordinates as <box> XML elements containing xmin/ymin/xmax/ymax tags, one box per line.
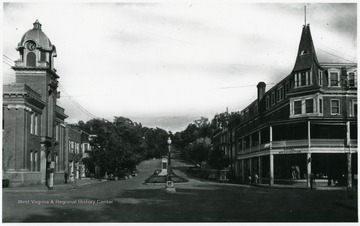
<box><xmin>257</xmin><ymin>82</ymin><xmax>266</xmax><ymax>100</ymax></box>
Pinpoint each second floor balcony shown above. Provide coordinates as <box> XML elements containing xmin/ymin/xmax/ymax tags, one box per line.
<box><xmin>238</xmin><ymin>138</ymin><xmax>357</xmax><ymax>156</ymax></box>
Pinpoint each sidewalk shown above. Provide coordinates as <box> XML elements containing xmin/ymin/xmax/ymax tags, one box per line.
<box><xmin>3</xmin><ymin>178</ymin><xmax>106</xmax><ymax>193</ymax></box>
<box><xmin>172</xmin><ymin>158</ymin><xmax>352</xmax><ymax>191</ymax></box>
<box><xmin>254</xmin><ymin>183</ymin><xmax>350</xmax><ymax>190</ymax></box>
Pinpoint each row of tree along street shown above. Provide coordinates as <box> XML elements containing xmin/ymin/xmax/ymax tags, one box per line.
<box><xmin>74</xmin><ymin>111</ymin><xmax>240</xmax><ymax>179</ymax></box>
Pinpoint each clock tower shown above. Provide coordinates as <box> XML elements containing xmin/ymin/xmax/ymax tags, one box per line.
<box><xmin>3</xmin><ymin>20</ymin><xmax>68</xmax><ymax>187</ymax></box>
<box><xmin>13</xmin><ymin>20</ymin><xmax>60</xmax><ymax>139</ymax></box>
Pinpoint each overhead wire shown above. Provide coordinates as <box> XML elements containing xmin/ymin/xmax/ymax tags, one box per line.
<box><xmin>318</xmin><ymin>44</ymin><xmax>357</xmax><ymax>62</ymax></box>
<box><xmin>57</xmin><ymin>82</ymin><xmax>98</xmax><ymax>119</ymax></box>
<box><xmin>3</xmin><ymin>53</ymin><xmax>98</xmax><ymax>120</ymax></box>
<box><xmin>3</xmin><ymin>60</ymin><xmax>14</xmax><ymax>67</ymax></box>
<box><xmin>2</xmin><ymin>41</ymin><xmax>356</xmax><ymax>119</ymax></box>
<box><xmin>3</xmin><ymin>54</ymin><xmax>15</xmax><ymax>67</ymax></box>
<box><xmin>3</xmin><ymin>54</ymin><xmax>15</xmax><ymax>63</ymax></box>
<box><xmin>316</xmin><ymin>48</ymin><xmax>356</xmax><ymax>63</ymax></box>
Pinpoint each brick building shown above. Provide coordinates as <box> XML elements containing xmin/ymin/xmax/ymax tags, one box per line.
<box><xmin>65</xmin><ymin>125</ymin><xmax>90</xmax><ymax>180</ymax></box>
<box><xmin>213</xmin><ymin>24</ymin><xmax>357</xmax><ymax>188</ymax></box>
<box><xmin>3</xmin><ymin>20</ymin><xmax>68</xmax><ymax>187</ymax></box>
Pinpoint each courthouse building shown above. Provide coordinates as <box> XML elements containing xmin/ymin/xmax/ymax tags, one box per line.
<box><xmin>3</xmin><ymin>20</ymin><xmax>68</xmax><ymax>187</ymax></box>
<box><xmin>213</xmin><ymin>24</ymin><xmax>357</xmax><ymax>187</ymax></box>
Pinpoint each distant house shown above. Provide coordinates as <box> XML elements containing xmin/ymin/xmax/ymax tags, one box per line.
<box><xmin>81</xmin><ymin>130</ymin><xmax>92</xmax><ymax>177</ymax></box>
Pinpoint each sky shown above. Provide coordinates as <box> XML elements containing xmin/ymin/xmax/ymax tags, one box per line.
<box><xmin>2</xmin><ymin>2</ymin><xmax>357</xmax><ymax>132</ymax></box>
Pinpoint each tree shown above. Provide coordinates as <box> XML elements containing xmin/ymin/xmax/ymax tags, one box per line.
<box><xmin>209</xmin><ymin>148</ymin><xmax>231</xmax><ymax>170</ymax></box>
<box><xmin>185</xmin><ymin>137</ymin><xmax>212</xmax><ymax>167</ymax></box>
<box><xmin>79</xmin><ymin>117</ymin><xmax>149</xmax><ymax>177</ymax></box>
<box><xmin>143</xmin><ymin>127</ymin><xmax>168</xmax><ymax>158</ymax></box>
<box><xmin>194</xmin><ymin>117</ymin><xmax>213</xmax><ymax>138</ymax></box>
<box><xmin>210</xmin><ymin>111</ymin><xmax>241</xmax><ymax>130</ymax></box>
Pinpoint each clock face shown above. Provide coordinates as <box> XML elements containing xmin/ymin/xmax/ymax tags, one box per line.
<box><xmin>26</xmin><ymin>41</ymin><xmax>36</xmax><ymax>51</ymax></box>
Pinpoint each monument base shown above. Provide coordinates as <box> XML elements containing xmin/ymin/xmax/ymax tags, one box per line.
<box><xmin>165</xmin><ymin>180</ymin><xmax>176</xmax><ymax>193</ymax></box>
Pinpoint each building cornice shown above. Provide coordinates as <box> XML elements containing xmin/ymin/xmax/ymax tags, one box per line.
<box><xmin>3</xmin><ymin>84</ymin><xmax>46</xmax><ymax>111</ymax></box>
<box><xmin>12</xmin><ymin>66</ymin><xmax>59</xmax><ymax>79</ymax></box>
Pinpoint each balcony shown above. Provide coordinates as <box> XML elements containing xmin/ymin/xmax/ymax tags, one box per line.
<box><xmin>311</xmin><ymin>139</ymin><xmax>346</xmax><ymax>148</ymax></box>
<box><xmin>350</xmin><ymin>139</ymin><xmax>358</xmax><ymax>148</ymax></box>
<box><xmin>237</xmin><ymin>139</ymin><xmax>357</xmax><ymax>156</ymax></box>
<box><xmin>272</xmin><ymin>140</ymin><xmax>308</xmax><ymax>148</ymax></box>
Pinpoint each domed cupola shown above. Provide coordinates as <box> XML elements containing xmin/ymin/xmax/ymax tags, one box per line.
<box><xmin>14</xmin><ymin>20</ymin><xmax>57</xmax><ymax>70</ymax></box>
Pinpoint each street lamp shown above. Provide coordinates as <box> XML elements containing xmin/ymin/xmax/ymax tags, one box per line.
<box><xmin>165</xmin><ymin>137</ymin><xmax>176</xmax><ymax>193</ymax></box>
<box><xmin>167</xmin><ymin>137</ymin><xmax>172</xmax><ymax>180</ymax></box>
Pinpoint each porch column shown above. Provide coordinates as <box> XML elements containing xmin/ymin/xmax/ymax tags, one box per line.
<box><xmin>241</xmin><ymin>138</ymin><xmax>244</xmax><ymax>154</ymax></box>
<box><xmin>307</xmin><ymin>122</ymin><xmax>312</xmax><ymax>188</ymax></box>
<box><xmin>269</xmin><ymin>126</ymin><xmax>273</xmax><ymax>149</ymax></box>
<box><xmin>241</xmin><ymin>159</ymin><xmax>245</xmax><ymax>182</ymax></box>
<box><xmin>249</xmin><ymin>158</ymin><xmax>252</xmax><ymax>178</ymax></box>
<box><xmin>308</xmin><ymin>121</ymin><xmax>311</xmax><ymax>147</ymax></box>
<box><xmin>346</xmin><ymin>121</ymin><xmax>352</xmax><ymax>188</ymax></box>
<box><xmin>258</xmin><ymin>130</ymin><xmax>261</xmax><ymax>151</ymax></box>
<box><xmin>346</xmin><ymin>121</ymin><xmax>350</xmax><ymax>146</ymax></box>
<box><xmin>269</xmin><ymin>154</ymin><xmax>274</xmax><ymax>186</ymax></box>
<box><xmin>347</xmin><ymin>153</ymin><xmax>352</xmax><ymax>188</ymax></box>
<box><xmin>249</xmin><ymin>134</ymin><xmax>252</xmax><ymax>153</ymax></box>
<box><xmin>40</xmin><ymin>143</ymin><xmax>47</xmax><ymax>184</ymax></box>
<box><xmin>258</xmin><ymin>156</ymin><xmax>262</xmax><ymax>184</ymax></box>
<box><xmin>307</xmin><ymin>153</ymin><xmax>312</xmax><ymax>188</ymax></box>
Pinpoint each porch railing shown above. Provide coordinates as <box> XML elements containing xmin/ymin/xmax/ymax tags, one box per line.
<box><xmin>237</xmin><ymin>138</ymin><xmax>356</xmax><ymax>155</ymax></box>
<box><xmin>311</xmin><ymin>139</ymin><xmax>346</xmax><ymax>147</ymax></box>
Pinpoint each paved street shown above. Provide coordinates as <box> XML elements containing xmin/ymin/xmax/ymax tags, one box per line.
<box><xmin>3</xmin><ymin>158</ymin><xmax>358</xmax><ymax>222</ymax></box>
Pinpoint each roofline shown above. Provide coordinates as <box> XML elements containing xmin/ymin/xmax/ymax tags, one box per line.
<box><xmin>320</xmin><ymin>62</ymin><xmax>357</xmax><ymax>67</ymax></box>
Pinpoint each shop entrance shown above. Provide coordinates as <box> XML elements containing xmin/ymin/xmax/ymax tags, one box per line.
<box><xmin>312</xmin><ymin>153</ymin><xmax>348</xmax><ymax>186</ymax></box>
<box><xmin>274</xmin><ymin>154</ymin><xmax>306</xmax><ymax>179</ymax></box>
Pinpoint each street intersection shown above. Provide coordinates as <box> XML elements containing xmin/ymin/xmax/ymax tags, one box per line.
<box><xmin>3</xmin><ymin>158</ymin><xmax>358</xmax><ymax>222</ymax></box>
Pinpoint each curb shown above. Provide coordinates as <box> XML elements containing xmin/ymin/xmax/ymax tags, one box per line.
<box><xmin>3</xmin><ymin>180</ymin><xmax>106</xmax><ymax>193</ymax></box>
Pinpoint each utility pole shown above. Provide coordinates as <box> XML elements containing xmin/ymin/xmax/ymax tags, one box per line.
<box><xmin>48</xmin><ymin>80</ymin><xmax>58</xmax><ymax>190</ymax></box>
<box><xmin>304</xmin><ymin>5</ymin><xmax>306</xmax><ymax>26</ymax></box>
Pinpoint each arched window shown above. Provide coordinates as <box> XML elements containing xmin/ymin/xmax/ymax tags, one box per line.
<box><xmin>26</xmin><ymin>52</ymin><xmax>36</xmax><ymax>67</ymax></box>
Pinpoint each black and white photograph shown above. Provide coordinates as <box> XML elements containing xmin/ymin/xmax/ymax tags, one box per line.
<box><xmin>2</xmin><ymin>1</ymin><xmax>358</xmax><ymax>223</ymax></box>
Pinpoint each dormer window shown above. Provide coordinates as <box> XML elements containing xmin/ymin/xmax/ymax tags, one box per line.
<box><xmin>294</xmin><ymin>70</ymin><xmax>312</xmax><ymax>88</ymax></box>
<box><xmin>300</xmin><ymin>72</ymin><xmax>306</xmax><ymax>86</ymax></box>
<box><xmin>318</xmin><ymin>69</ymin><xmax>323</xmax><ymax>86</ymax></box>
<box><xmin>349</xmin><ymin>73</ymin><xmax>355</xmax><ymax>87</ymax></box>
<box><xmin>330</xmin><ymin>72</ymin><xmax>339</xmax><ymax>86</ymax></box>
<box><xmin>347</xmin><ymin>69</ymin><xmax>357</xmax><ymax>87</ymax></box>
<box><xmin>328</xmin><ymin>68</ymin><xmax>341</xmax><ymax>87</ymax></box>
<box><xmin>277</xmin><ymin>86</ymin><xmax>284</xmax><ymax>102</ymax></box>
<box><xmin>290</xmin><ymin>94</ymin><xmax>324</xmax><ymax>118</ymax></box>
